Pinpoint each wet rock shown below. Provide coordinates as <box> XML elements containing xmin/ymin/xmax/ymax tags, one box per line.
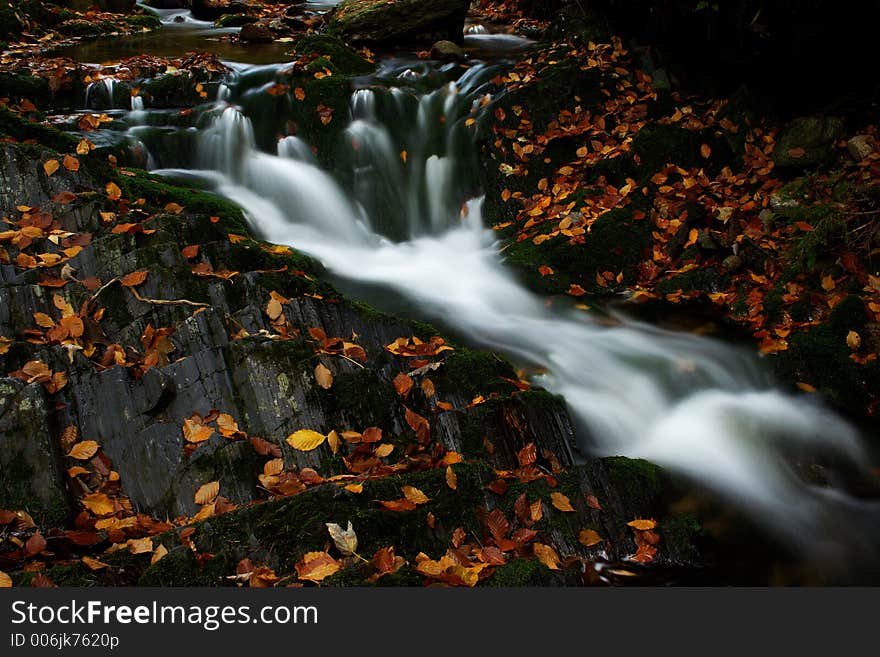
<box><xmin>722</xmin><ymin>254</ymin><xmax>743</xmax><ymax>273</ymax></box>
<box><xmin>773</xmin><ymin>116</ymin><xmax>845</xmax><ymax>169</ymax></box>
<box><xmin>214</xmin><ymin>13</ymin><xmax>257</xmax><ymax>28</ymax></box>
<box><xmin>0</xmin><ymin>379</ymin><xmax>69</xmax><ymax>527</ymax></box>
<box><xmin>847</xmin><ymin>134</ymin><xmax>875</xmax><ymax>162</ymax></box>
<box><xmin>239</xmin><ymin>22</ymin><xmax>275</xmax><ymax>43</ymax></box>
<box><xmin>329</xmin><ymin>0</ymin><xmax>470</xmax><ymax>46</ymax></box>
<box><xmin>145</xmin><ymin>0</ymin><xmax>189</xmax><ymax>8</ymax></box>
<box><xmin>430</xmin><ymin>39</ymin><xmax>465</xmax><ymax>62</ymax></box>
<box><xmin>191</xmin><ymin>0</ymin><xmax>251</xmax><ymax>21</ymax></box>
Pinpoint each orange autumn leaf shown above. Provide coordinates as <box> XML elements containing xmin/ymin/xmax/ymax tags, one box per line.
<box><xmin>81</xmin><ymin>492</ymin><xmax>114</xmax><ymax>516</ymax></box>
<box><xmin>402</xmin><ymin>486</ymin><xmax>429</xmax><ymax>505</ymax></box>
<box><xmin>67</xmin><ymin>440</ymin><xmax>99</xmax><ymax>460</ymax></box>
<box><xmin>627</xmin><ymin>518</ymin><xmax>657</xmax><ymax>531</ymax></box>
<box><xmin>446</xmin><ymin>465</ymin><xmax>457</xmax><ymax>490</ymax></box>
<box><xmin>578</xmin><ymin>529</ymin><xmax>604</xmax><ymax>547</ymax></box>
<box><xmin>63</xmin><ymin>155</ymin><xmax>79</xmax><ymax>171</ymax></box>
<box><xmin>296</xmin><ymin>551</ymin><xmax>341</xmax><ymax>583</ymax></box>
<box><xmin>194</xmin><ymin>481</ymin><xmax>220</xmax><ymax>505</ymax></box>
<box><xmin>120</xmin><ymin>271</ymin><xmax>148</xmax><ymax>287</ymax></box>
<box><xmin>550</xmin><ymin>492</ymin><xmax>575</xmax><ymax>512</ymax></box>
<box><xmin>106</xmin><ymin>182</ymin><xmax>122</xmax><ymax>200</ymax></box>
<box><xmin>392</xmin><ymin>372</ymin><xmax>413</xmax><ymax>396</ymax></box>
<box><xmin>43</xmin><ymin>159</ymin><xmax>60</xmax><ymax>176</ymax></box>
<box><xmin>315</xmin><ymin>363</ymin><xmax>333</xmax><ymax>389</ymax></box>
<box><xmin>533</xmin><ymin>542</ymin><xmax>560</xmax><ymax>570</ymax></box>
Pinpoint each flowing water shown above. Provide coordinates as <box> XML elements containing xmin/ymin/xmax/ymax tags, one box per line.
<box><xmin>77</xmin><ymin>25</ymin><xmax>880</xmax><ymax>579</ymax></box>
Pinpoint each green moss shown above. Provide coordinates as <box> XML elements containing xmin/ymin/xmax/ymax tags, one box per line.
<box><xmin>435</xmin><ymin>349</ymin><xmax>518</xmax><ymax>399</ymax></box>
<box><xmin>116</xmin><ymin>169</ymin><xmax>248</xmax><ymax>233</ymax></box>
<box><xmin>655</xmin><ymin>266</ymin><xmax>730</xmax><ymax>296</ymax></box>
<box><xmin>603</xmin><ymin>456</ymin><xmax>664</xmax><ymax>509</ymax></box>
<box><xmin>631</xmin><ymin>123</ymin><xmax>702</xmax><ymax>177</ymax></box>
<box><xmin>123</xmin><ymin>14</ymin><xmax>162</xmax><ymax>30</ymax></box>
<box><xmin>292</xmin><ymin>34</ymin><xmax>374</xmax><ymax>76</ymax></box>
<box><xmin>486</xmin><ymin>558</ymin><xmax>579</xmax><ymax>586</ymax></box>
<box><xmin>0</xmin><ymin>107</ymin><xmax>79</xmax><ymax>153</ymax></box>
<box><xmin>138</xmin><ymin>463</ymin><xmax>492</xmax><ymax>586</ymax></box>
<box><xmin>320</xmin><ymin>368</ymin><xmax>397</xmax><ymax>428</ymax></box>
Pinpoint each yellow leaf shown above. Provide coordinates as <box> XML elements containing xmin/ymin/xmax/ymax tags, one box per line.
<box><xmin>402</xmin><ymin>485</ymin><xmax>429</xmax><ymax>505</ymax></box>
<box><xmin>846</xmin><ymin>331</ymin><xmax>861</xmax><ymax>350</ymax></box>
<box><xmin>551</xmin><ymin>492</ymin><xmax>575</xmax><ymax>512</ymax></box>
<box><xmin>151</xmin><ymin>544</ymin><xmax>168</xmax><ymax>565</ymax></box>
<box><xmin>164</xmin><ymin>202</ymin><xmax>184</xmax><ymax>215</ymax></box>
<box><xmin>578</xmin><ymin>529</ymin><xmax>603</xmax><ymax>547</ymax></box>
<box><xmin>328</xmin><ymin>429</ymin><xmax>340</xmax><ymax>454</ymax></box>
<box><xmin>81</xmin><ymin>556</ymin><xmax>109</xmax><ymax>571</ymax></box>
<box><xmin>374</xmin><ymin>443</ymin><xmax>394</xmax><ymax>458</ymax></box>
<box><xmin>43</xmin><ymin>159</ymin><xmax>60</xmax><ymax>176</ymax></box>
<box><xmin>344</xmin><ymin>483</ymin><xmax>363</xmax><ymax>494</ymax></box>
<box><xmin>315</xmin><ymin>363</ymin><xmax>333</xmax><ymax>389</ymax></box>
<box><xmin>627</xmin><ymin>518</ymin><xmax>657</xmax><ymax>530</ymax></box>
<box><xmin>446</xmin><ymin>465</ymin><xmax>457</xmax><ymax>490</ymax></box>
<box><xmin>106</xmin><ymin>182</ymin><xmax>122</xmax><ymax>201</ymax></box>
<box><xmin>0</xmin><ymin>571</ymin><xmax>11</xmax><ymax>587</ymax></box>
<box><xmin>127</xmin><ymin>537</ymin><xmax>153</xmax><ymax>554</ymax></box>
<box><xmin>67</xmin><ymin>440</ymin><xmax>99</xmax><ymax>460</ymax></box>
<box><xmin>67</xmin><ymin>466</ymin><xmax>89</xmax><ymax>477</ymax></box>
<box><xmin>533</xmin><ymin>542</ymin><xmax>560</xmax><ymax>570</ymax></box>
<box><xmin>33</xmin><ymin>312</ymin><xmax>55</xmax><ymax>328</ymax></box>
<box><xmin>296</xmin><ymin>551</ymin><xmax>341</xmax><ymax>583</ymax></box>
<box><xmin>263</xmin><ymin>458</ymin><xmax>284</xmax><ymax>476</ymax></box>
<box><xmin>286</xmin><ymin>429</ymin><xmax>326</xmax><ymax>451</ymax></box>
<box><xmin>194</xmin><ymin>481</ymin><xmax>220</xmax><ymax>505</ymax></box>
<box><xmin>216</xmin><ymin>413</ymin><xmax>239</xmax><ymax>437</ymax></box>
<box><xmin>81</xmin><ymin>492</ymin><xmax>114</xmax><ymax>516</ymax></box>
<box><xmin>183</xmin><ymin>418</ymin><xmax>214</xmax><ymax>444</ymax></box>
<box><xmin>76</xmin><ymin>138</ymin><xmax>92</xmax><ymax>155</ymax></box>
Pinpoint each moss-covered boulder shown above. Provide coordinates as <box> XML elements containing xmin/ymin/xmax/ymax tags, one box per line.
<box><xmin>773</xmin><ymin>116</ymin><xmax>845</xmax><ymax>169</ymax></box>
<box><xmin>329</xmin><ymin>0</ymin><xmax>470</xmax><ymax>46</ymax></box>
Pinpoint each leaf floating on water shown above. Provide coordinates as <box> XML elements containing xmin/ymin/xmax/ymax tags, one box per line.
<box><xmin>286</xmin><ymin>429</ymin><xmax>326</xmax><ymax>451</ymax></box>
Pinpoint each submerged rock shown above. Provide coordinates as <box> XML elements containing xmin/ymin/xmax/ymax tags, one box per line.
<box><xmin>430</xmin><ymin>39</ymin><xmax>465</xmax><ymax>62</ymax></box>
<box><xmin>239</xmin><ymin>22</ymin><xmax>274</xmax><ymax>43</ymax></box>
<box><xmin>329</xmin><ymin>0</ymin><xmax>470</xmax><ymax>46</ymax></box>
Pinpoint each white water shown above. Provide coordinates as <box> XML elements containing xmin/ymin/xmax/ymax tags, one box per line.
<box><xmin>153</xmin><ymin>63</ymin><xmax>878</xmax><ymax>572</ymax></box>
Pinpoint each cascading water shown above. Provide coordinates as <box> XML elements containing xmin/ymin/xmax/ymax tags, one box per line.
<box><xmin>148</xmin><ymin>59</ymin><xmax>879</xmax><ymax>576</ymax></box>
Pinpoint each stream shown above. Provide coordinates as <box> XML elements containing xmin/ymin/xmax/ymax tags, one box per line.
<box><xmin>66</xmin><ymin>7</ymin><xmax>880</xmax><ymax>578</ymax></box>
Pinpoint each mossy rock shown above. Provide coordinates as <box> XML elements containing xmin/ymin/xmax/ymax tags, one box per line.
<box><xmin>0</xmin><ymin>107</ymin><xmax>80</xmax><ymax>154</ymax></box>
<box><xmin>291</xmin><ymin>34</ymin><xmax>374</xmax><ymax>77</ymax></box>
<box><xmin>329</xmin><ymin>0</ymin><xmax>470</xmax><ymax>46</ymax></box>
<box><xmin>214</xmin><ymin>13</ymin><xmax>257</xmax><ymax>28</ymax></box>
<box><xmin>773</xmin><ymin>116</ymin><xmax>845</xmax><ymax>169</ymax></box>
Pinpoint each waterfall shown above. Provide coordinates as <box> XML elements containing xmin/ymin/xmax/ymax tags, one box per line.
<box><xmin>85</xmin><ymin>77</ymin><xmax>117</xmax><ymax>110</ymax></box>
<box><xmin>150</xmin><ymin>62</ymin><xmax>879</xmax><ymax>573</ymax></box>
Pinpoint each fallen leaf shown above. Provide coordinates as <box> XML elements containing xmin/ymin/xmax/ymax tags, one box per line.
<box><xmin>120</xmin><ymin>271</ymin><xmax>148</xmax><ymax>287</ymax></box>
<box><xmin>194</xmin><ymin>481</ymin><xmax>220</xmax><ymax>505</ymax></box>
<box><xmin>296</xmin><ymin>551</ymin><xmax>341</xmax><ymax>583</ymax></box>
<box><xmin>63</xmin><ymin>155</ymin><xmax>79</xmax><ymax>171</ymax></box>
<box><xmin>627</xmin><ymin>518</ymin><xmax>657</xmax><ymax>531</ymax></box>
<box><xmin>106</xmin><ymin>182</ymin><xmax>122</xmax><ymax>200</ymax></box>
<box><xmin>446</xmin><ymin>465</ymin><xmax>457</xmax><ymax>490</ymax></box>
<box><xmin>127</xmin><ymin>537</ymin><xmax>153</xmax><ymax>554</ymax></box>
<box><xmin>315</xmin><ymin>363</ymin><xmax>333</xmax><ymax>389</ymax></box>
<box><xmin>286</xmin><ymin>429</ymin><xmax>326</xmax><ymax>451</ymax></box>
<box><xmin>846</xmin><ymin>331</ymin><xmax>861</xmax><ymax>350</ymax></box>
<box><xmin>0</xmin><ymin>571</ymin><xmax>11</xmax><ymax>587</ymax></box>
<box><xmin>551</xmin><ymin>492</ymin><xmax>575</xmax><ymax>512</ymax></box>
<box><xmin>402</xmin><ymin>486</ymin><xmax>430</xmax><ymax>505</ymax></box>
<box><xmin>81</xmin><ymin>556</ymin><xmax>109</xmax><ymax>571</ymax></box>
<box><xmin>578</xmin><ymin>529</ymin><xmax>604</xmax><ymax>547</ymax></box>
<box><xmin>43</xmin><ymin>159</ymin><xmax>60</xmax><ymax>176</ymax></box>
<box><xmin>67</xmin><ymin>440</ymin><xmax>99</xmax><ymax>460</ymax></box>
<box><xmin>81</xmin><ymin>492</ymin><xmax>114</xmax><ymax>516</ymax></box>
<box><xmin>392</xmin><ymin>373</ymin><xmax>413</xmax><ymax>397</ymax></box>
<box><xmin>326</xmin><ymin>521</ymin><xmax>358</xmax><ymax>556</ymax></box>
<box><xmin>533</xmin><ymin>542</ymin><xmax>560</xmax><ymax>570</ymax></box>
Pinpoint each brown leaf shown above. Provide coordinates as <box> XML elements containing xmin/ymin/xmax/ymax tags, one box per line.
<box><xmin>487</xmin><ymin>508</ymin><xmax>510</xmax><ymax>542</ymax></box>
<box><xmin>402</xmin><ymin>486</ymin><xmax>429</xmax><ymax>506</ymax></box>
<box><xmin>63</xmin><ymin>155</ymin><xmax>79</xmax><ymax>171</ymax></box>
<box><xmin>578</xmin><ymin>529</ymin><xmax>604</xmax><ymax>547</ymax></box>
<box><xmin>67</xmin><ymin>440</ymin><xmax>99</xmax><ymax>460</ymax></box>
<box><xmin>194</xmin><ymin>481</ymin><xmax>220</xmax><ymax>505</ymax></box>
<box><xmin>315</xmin><ymin>363</ymin><xmax>333</xmax><ymax>389</ymax></box>
<box><xmin>26</xmin><ymin>531</ymin><xmax>47</xmax><ymax>556</ymax></box>
<box><xmin>120</xmin><ymin>271</ymin><xmax>148</xmax><ymax>287</ymax></box>
<box><xmin>378</xmin><ymin>499</ymin><xmax>417</xmax><ymax>512</ymax></box>
<box><xmin>392</xmin><ymin>373</ymin><xmax>413</xmax><ymax>397</ymax></box>
<box><xmin>181</xmin><ymin>245</ymin><xmax>199</xmax><ymax>259</ymax></box>
<box><xmin>128</xmin><ymin>537</ymin><xmax>153</xmax><ymax>554</ymax></box>
<box><xmin>846</xmin><ymin>331</ymin><xmax>861</xmax><ymax>350</ymax></box>
<box><xmin>81</xmin><ymin>556</ymin><xmax>109</xmax><ymax>571</ymax></box>
<box><xmin>105</xmin><ymin>182</ymin><xmax>122</xmax><ymax>200</ymax></box>
<box><xmin>533</xmin><ymin>542</ymin><xmax>560</xmax><ymax>570</ymax></box>
<box><xmin>551</xmin><ymin>492</ymin><xmax>575</xmax><ymax>512</ymax></box>
<box><xmin>296</xmin><ymin>551</ymin><xmax>341</xmax><ymax>583</ymax></box>
<box><xmin>586</xmin><ymin>494</ymin><xmax>602</xmax><ymax>510</ymax></box>
<box><xmin>517</xmin><ymin>442</ymin><xmax>537</xmax><ymax>467</ymax></box>
<box><xmin>445</xmin><ymin>465</ymin><xmax>457</xmax><ymax>490</ymax></box>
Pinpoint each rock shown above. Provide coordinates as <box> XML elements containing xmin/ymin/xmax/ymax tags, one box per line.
<box><xmin>66</xmin><ymin>0</ymin><xmax>136</xmax><ymax>11</ymax></box>
<box><xmin>0</xmin><ymin>379</ymin><xmax>69</xmax><ymax>527</ymax></box>
<box><xmin>430</xmin><ymin>39</ymin><xmax>465</xmax><ymax>62</ymax></box>
<box><xmin>773</xmin><ymin>116</ymin><xmax>845</xmax><ymax>169</ymax></box>
<box><xmin>722</xmin><ymin>254</ymin><xmax>743</xmax><ymax>273</ymax></box>
<box><xmin>239</xmin><ymin>22</ymin><xmax>275</xmax><ymax>43</ymax></box>
<box><xmin>191</xmin><ymin>0</ymin><xmax>250</xmax><ymax>21</ymax></box>
<box><xmin>329</xmin><ymin>0</ymin><xmax>470</xmax><ymax>46</ymax></box>
<box><xmin>847</xmin><ymin>135</ymin><xmax>875</xmax><ymax>162</ymax></box>
<box><xmin>214</xmin><ymin>13</ymin><xmax>257</xmax><ymax>28</ymax></box>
